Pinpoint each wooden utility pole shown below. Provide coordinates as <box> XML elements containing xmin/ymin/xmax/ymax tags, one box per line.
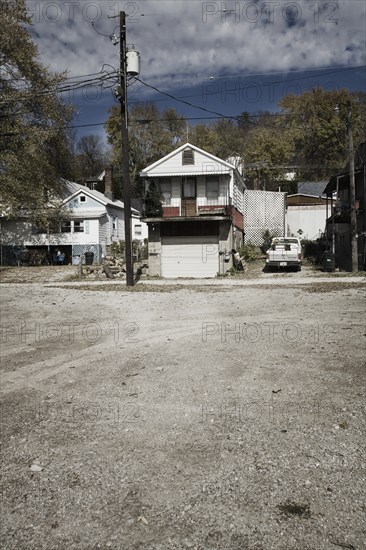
<box><xmin>348</xmin><ymin>102</ymin><xmax>358</xmax><ymax>272</ymax></box>
<box><xmin>119</xmin><ymin>11</ymin><xmax>134</xmax><ymax>286</ymax></box>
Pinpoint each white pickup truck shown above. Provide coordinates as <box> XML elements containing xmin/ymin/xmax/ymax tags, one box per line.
<box><xmin>265</xmin><ymin>237</ymin><xmax>302</xmax><ymax>271</ymax></box>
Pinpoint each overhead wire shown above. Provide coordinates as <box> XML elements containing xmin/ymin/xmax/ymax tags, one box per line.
<box><xmin>134</xmin><ymin>77</ymin><xmax>304</xmax><ymax>130</ymax></box>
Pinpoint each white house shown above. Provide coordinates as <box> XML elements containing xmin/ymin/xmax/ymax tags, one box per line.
<box><xmin>286</xmin><ymin>182</ymin><xmax>328</xmax><ymax>241</ymax></box>
<box><xmin>0</xmin><ymin>178</ymin><xmax>147</xmax><ymax>265</ymax></box>
<box><xmin>140</xmin><ymin>143</ymin><xmax>246</xmax><ymax>277</ymax></box>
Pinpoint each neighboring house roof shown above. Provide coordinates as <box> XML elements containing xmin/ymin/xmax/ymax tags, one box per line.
<box><xmin>297</xmin><ymin>182</ymin><xmax>327</xmax><ymax>197</ymax></box>
<box><xmin>140</xmin><ymin>142</ymin><xmax>245</xmax><ymax>185</ymax></box>
<box><xmin>287</xmin><ymin>193</ymin><xmax>327</xmax><ymax>206</ymax></box>
<box><xmin>60</xmin><ymin>179</ymin><xmax>140</xmax><ymax>214</ymax></box>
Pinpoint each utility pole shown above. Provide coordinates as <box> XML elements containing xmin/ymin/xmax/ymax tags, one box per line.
<box><xmin>348</xmin><ymin>102</ymin><xmax>358</xmax><ymax>272</ymax></box>
<box><xmin>119</xmin><ymin>10</ymin><xmax>134</xmax><ymax>286</ymax></box>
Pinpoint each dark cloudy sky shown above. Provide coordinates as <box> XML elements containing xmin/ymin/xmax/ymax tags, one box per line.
<box><xmin>26</xmin><ymin>0</ymin><xmax>366</xmax><ymax>140</ymax></box>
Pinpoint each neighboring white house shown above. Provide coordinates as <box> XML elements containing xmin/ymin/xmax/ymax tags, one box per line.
<box><xmin>286</xmin><ymin>195</ymin><xmax>328</xmax><ymax>240</ymax></box>
<box><xmin>140</xmin><ymin>143</ymin><xmax>246</xmax><ymax>277</ymax></box>
<box><xmin>286</xmin><ymin>182</ymin><xmax>328</xmax><ymax>241</ymax></box>
<box><xmin>0</xmin><ymin>179</ymin><xmax>147</xmax><ymax>265</ymax></box>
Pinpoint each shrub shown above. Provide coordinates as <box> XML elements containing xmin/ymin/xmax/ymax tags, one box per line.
<box><xmin>261</xmin><ymin>229</ymin><xmax>276</xmax><ymax>253</ymax></box>
<box><xmin>238</xmin><ymin>243</ymin><xmax>258</xmax><ymax>262</ymax></box>
<box><xmin>301</xmin><ymin>239</ymin><xmax>327</xmax><ymax>264</ymax></box>
<box><xmin>110</xmin><ymin>240</ymin><xmax>125</xmax><ymax>257</ymax></box>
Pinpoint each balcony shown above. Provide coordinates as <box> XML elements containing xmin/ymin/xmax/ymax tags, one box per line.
<box><xmin>143</xmin><ymin>197</ymin><xmax>232</xmax><ymax>220</ymax></box>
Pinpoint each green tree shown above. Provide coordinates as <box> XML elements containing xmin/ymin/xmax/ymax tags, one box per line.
<box><xmin>279</xmin><ymin>87</ymin><xmax>365</xmax><ymax>179</ymax></box>
<box><xmin>105</xmin><ymin>103</ymin><xmax>186</xmax><ymax>197</ymax></box>
<box><xmin>0</xmin><ymin>0</ymin><xmax>73</xmax><ymax>220</ymax></box>
<box><xmin>243</xmin><ymin>122</ymin><xmax>297</xmax><ymax>190</ymax></box>
<box><xmin>144</xmin><ymin>181</ymin><xmax>163</xmax><ymax>217</ymax></box>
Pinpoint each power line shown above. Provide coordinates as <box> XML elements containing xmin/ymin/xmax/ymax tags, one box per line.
<box><xmin>129</xmin><ymin>65</ymin><xmax>366</xmax><ymax>105</ymax></box>
<box><xmin>206</xmin><ymin>64</ymin><xmax>366</xmax><ymax>82</ymax></box>
<box><xmin>135</xmin><ymin>77</ymin><xmax>304</xmax><ymax>130</ymax></box>
<box><xmin>135</xmin><ymin>78</ymin><xmax>242</xmax><ymax>121</ymax></box>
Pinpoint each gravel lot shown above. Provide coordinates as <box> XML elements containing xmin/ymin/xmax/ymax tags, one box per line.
<box><xmin>1</xmin><ymin>265</ymin><xmax>365</xmax><ymax>549</ymax></box>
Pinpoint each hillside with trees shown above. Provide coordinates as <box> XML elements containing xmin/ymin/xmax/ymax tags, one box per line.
<box><xmin>105</xmin><ymin>89</ymin><xmax>366</xmax><ymax>196</ymax></box>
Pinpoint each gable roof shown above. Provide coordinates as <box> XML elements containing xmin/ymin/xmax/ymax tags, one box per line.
<box><xmin>297</xmin><ymin>181</ymin><xmax>327</xmax><ymax>197</ymax></box>
<box><xmin>140</xmin><ymin>142</ymin><xmax>240</xmax><ymax>177</ymax></box>
<box><xmin>60</xmin><ymin>179</ymin><xmax>140</xmax><ymax>214</ymax></box>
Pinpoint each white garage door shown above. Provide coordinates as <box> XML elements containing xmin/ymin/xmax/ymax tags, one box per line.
<box><xmin>161</xmin><ymin>236</ymin><xmax>219</xmax><ymax>278</ymax></box>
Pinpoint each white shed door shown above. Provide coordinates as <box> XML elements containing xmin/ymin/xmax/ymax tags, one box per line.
<box><xmin>161</xmin><ymin>236</ymin><xmax>219</xmax><ymax>278</ymax></box>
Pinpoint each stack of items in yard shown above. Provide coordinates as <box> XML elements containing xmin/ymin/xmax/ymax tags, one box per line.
<box><xmin>81</xmin><ymin>257</ymin><xmax>148</xmax><ymax>279</ymax></box>
<box><xmin>81</xmin><ymin>256</ymin><xmax>126</xmax><ymax>279</ymax></box>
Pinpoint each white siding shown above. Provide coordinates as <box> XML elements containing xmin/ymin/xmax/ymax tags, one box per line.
<box><xmin>132</xmin><ymin>217</ymin><xmax>148</xmax><ymax>240</ymax></box>
<box><xmin>107</xmin><ymin>207</ymin><xmax>125</xmax><ymax>243</ymax></box>
<box><xmin>66</xmin><ymin>194</ymin><xmax>105</xmax><ymax>212</ymax></box>
<box><xmin>99</xmin><ymin>215</ymin><xmax>108</xmax><ymax>245</ymax></box>
<box><xmin>233</xmin><ymin>179</ymin><xmax>244</xmax><ymax>213</ymax></box>
<box><xmin>286</xmin><ymin>205</ymin><xmax>327</xmax><ymax>240</ymax></box>
<box><xmin>0</xmin><ymin>218</ymin><xmax>100</xmax><ymax>247</ymax></box>
<box><xmin>142</xmin><ymin>148</ymin><xmax>232</xmax><ymax>177</ymax></box>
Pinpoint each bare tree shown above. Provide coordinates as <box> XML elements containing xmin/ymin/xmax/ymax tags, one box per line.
<box><xmin>74</xmin><ymin>135</ymin><xmax>108</xmax><ymax>182</ymax></box>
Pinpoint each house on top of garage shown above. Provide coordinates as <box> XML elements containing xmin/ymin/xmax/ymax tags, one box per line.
<box><xmin>140</xmin><ymin>143</ymin><xmax>246</xmax><ymax>277</ymax></box>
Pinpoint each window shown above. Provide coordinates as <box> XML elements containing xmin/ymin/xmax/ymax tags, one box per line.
<box><xmin>112</xmin><ymin>217</ymin><xmax>118</xmax><ymax>236</ymax></box>
<box><xmin>61</xmin><ymin>221</ymin><xmax>71</xmax><ymax>233</ymax></box>
<box><xmin>159</xmin><ymin>180</ymin><xmax>172</xmax><ymax>204</ymax></box>
<box><xmin>182</xmin><ymin>148</ymin><xmax>194</xmax><ymax>165</ymax></box>
<box><xmin>74</xmin><ymin>221</ymin><xmax>84</xmax><ymax>233</ymax></box>
<box><xmin>206</xmin><ymin>177</ymin><xmax>219</xmax><ymax>200</ymax></box>
<box><xmin>135</xmin><ymin>224</ymin><xmax>142</xmax><ymax>236</ymax></box>
<box><xmin>80</xmin><ymin>195</ymin><xmax>86</xmax><ymax>203</ymax></box>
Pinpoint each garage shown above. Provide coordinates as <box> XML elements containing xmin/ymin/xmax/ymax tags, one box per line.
<box><xmin>161</xmin><ymin>236</ymin><xmax>219</xmax><ymax>278</ymax></box>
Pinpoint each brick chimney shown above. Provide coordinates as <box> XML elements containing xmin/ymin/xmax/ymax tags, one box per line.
<box><xmin>104</xmin><ymin>165</ymin><xmax>114</xmax><ymax>201</ymax></box>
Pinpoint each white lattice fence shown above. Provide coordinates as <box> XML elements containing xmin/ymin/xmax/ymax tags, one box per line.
<box><xmin>244</xmin><ymin>191</ymin><xmax>286</xmax><ymax>245</ymax></box>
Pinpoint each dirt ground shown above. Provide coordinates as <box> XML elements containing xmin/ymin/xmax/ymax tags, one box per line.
<box><xmin>1</xmin><ymin>264</ymin><xmax>365</xmax><ymax>549</ymax></box>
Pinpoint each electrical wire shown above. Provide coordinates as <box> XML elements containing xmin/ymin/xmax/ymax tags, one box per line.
<box><xmin>129</xmin><ymin>65</ymin><xmax>366</xmax><ymax>106</ymax></box>
<box><xmin>0</xmin><ymin>69</ymin><xmax>119</xmax><ymax>106</ymax></box>
<box><xmin>134</xmin><ymin>77</ymin><xmax>304</xmax><ymax>130</ymax></box>
<box><xmin>135</xmin><ymin>78</ymin><xmax>243</xmax><ymax>122</ymax></box>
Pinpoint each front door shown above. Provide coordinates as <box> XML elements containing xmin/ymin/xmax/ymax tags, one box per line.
<box><xmin>182</xmin><ymin>177</ymin><xmax>196</xmax><ymax>216</ymax></box>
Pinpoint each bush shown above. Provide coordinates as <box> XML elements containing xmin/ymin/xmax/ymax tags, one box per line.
<box><xmin>110</xmin><ymin>240</ymin><xmax>125</xmax><ymax>257</ymax></box>
<box><xmin>261</xmin><ymin>229</ymin><xmax>276</xmax><ymax>253</ymax></box>
<box><xmin>301</xmin><ymin>239</ymin><xmax>327</xmax><ymax>264</ymax></box>
<box><xmin>238</xmin><ymin>243</ymin><xmax>258</xmax><ymax>262</ymax></box>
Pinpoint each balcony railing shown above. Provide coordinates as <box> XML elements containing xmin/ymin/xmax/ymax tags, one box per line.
<box><xmin>143</xmin><ymin>197</ymin><xmax>233</xmax><ymax>218</ymax></box>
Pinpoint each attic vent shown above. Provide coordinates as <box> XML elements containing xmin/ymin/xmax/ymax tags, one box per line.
<box><xmin>182</xmin><ymin>148</ymin><xmax>194</xmax><ymax>165</ymax></box>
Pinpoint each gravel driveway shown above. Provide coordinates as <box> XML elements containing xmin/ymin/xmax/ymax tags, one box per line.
<box><xmin>1</xmin><ymin>266</ymin><xmax>365</xmax><ymax>549</ymax></box>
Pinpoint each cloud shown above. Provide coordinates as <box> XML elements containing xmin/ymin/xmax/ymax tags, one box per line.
<box><xmin>26</xmin><ymin>0</ymin><xmax>365</xmax><ymax>89</ymax></box>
